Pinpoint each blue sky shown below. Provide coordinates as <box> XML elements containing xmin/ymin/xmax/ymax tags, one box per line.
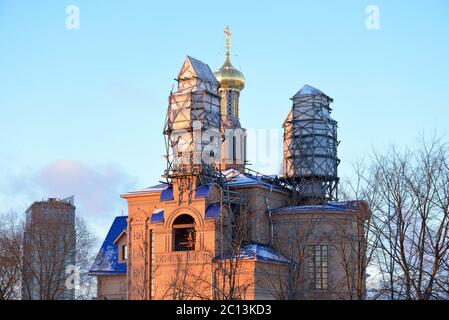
<box><xmin>0</xmin><ymin>0</ymin><xmax>448</xmax><ymax>237</ymax></box>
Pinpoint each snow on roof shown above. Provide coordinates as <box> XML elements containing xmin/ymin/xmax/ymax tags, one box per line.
<box><xmin>215</xmin><ymin>242</ymin><xmax>288</xmax><ymax>263</ymax></box>
<box><xmin>240</xmin><ymin>242</ymin><xmax>289</xmax><ymax>263</ymax></box>
<box><xmin>222</xmin><ymin>168</ymin><xmax>283</xmax><ymax>191</ymax></box>
<box><xmin>90</xmin><ymin>216</ymin><xmax>127</xmax><ymax>275</ymax></box>
<box><xmin>124</xmin><ymin>169</ymin><xmax>285</xmax><ymax>198</ymax></box>
<box><xmin>271</xmin><ymin>201</ymin><xmax>358</xmax><ymax>214</ymax></box>
<box><xmin>222</xmin><ymin>168</ymin><xmax>256</xmax><ymax>185</ymax></box>
<box><xmin>122</xmin><ymin>183</ymin><xmax>169</xmax><ymax>196</ymax></box>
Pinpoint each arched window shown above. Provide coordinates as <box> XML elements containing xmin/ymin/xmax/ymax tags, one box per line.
<box><xmin>173</xmin><ymin>214</ymin><xmax>196</xmax><ymax>251</ymax></box>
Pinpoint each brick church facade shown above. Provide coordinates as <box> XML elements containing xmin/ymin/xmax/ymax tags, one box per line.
<box><xmin>90</xmin><ymin>28</ymin><xmax>370</xmax><ymax>300</ymax></box>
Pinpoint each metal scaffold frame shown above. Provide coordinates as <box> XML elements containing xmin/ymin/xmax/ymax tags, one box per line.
<box><xmin>162</xmin><ymin>56</ymin><xmax>253</xmax><ymax>265</ymax></box>
<box><xmin>162</xmin><ymin>58</ymin><xmax>223</xmax><ymax>191</ymax></box>
<box><xmin>283</xmin><ymin>90</ymin><xmax>340</xmax><ymax>204</ymax></box>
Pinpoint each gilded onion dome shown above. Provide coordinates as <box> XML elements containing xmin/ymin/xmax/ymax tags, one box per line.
<box><xmin>214</xmin><ymin>26</ymin><xmax>245</xmax><ymax>91</ymax></box>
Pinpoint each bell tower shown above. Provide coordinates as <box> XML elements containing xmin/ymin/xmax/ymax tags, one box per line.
<box><xmin>214</xmin><ymin>26</ymin><xmax>247</xmax><ymax>172</ymax></box>
<box><xmin>163</xmin><ymin>56</ymin><xmax>222</xmax><ymax>203</ymax></box>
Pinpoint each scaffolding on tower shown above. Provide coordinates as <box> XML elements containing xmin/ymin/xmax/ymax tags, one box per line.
<box><xmin>162</xmin><ymin>56</ymin><xmax>225</xmax><ymax>200</ymax></box>
<box><xmin>282</xmin><ymin>85</ymin><xmax>340</xmax><ymax>205</ymax></box>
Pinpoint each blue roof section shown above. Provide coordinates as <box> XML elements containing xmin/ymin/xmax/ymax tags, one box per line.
<box><xmin>195</xmin><ymin>184</ymin><xmax>211</xmax><ymax>198</ymax></box>
<box><xmin>90</xmin><ymin>216</ymin><xmax>127</xmax><ymax>275</ymax></box>
<box><xmin>160</xmin><ymin>187</ymin><xmax>174</xmax><ymax>201</ymax></box>
<box><xmin>151</xmin><ymin>208</ymin><xmax>164</xmax><ymax>223</ymax></box>
<box><xmin>240</xmin><ymin>243</ymin><xmax>289</xmax><ymax>263</ymax></box>
<box><xmin>271</xmin><ymin>201</ymin><xmax>358</xmax><ymax>214</ymax></box>
<box><xmin>124</xmin><ymin>169</ymin><xmax>287</xmax><ymax>199</ymax></box>
<box><xmin>214</xmin><ymin>242</ymin><xmax>288</xmax><ymax>264</ymax></box>
<box><xmin>205</xmin><ymin>203</ymin><xmax>220</xmax><ymax>220</ymax></box>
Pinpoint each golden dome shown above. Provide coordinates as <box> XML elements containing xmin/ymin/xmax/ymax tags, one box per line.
<box><xmin>214</xmin><ymin>25</ymin><xmax>245</xmax><ymax>91</ymax></box>
<box><xmin>214</xmin><ymin>56</ymin><xmax>245</xmax><ymax>90</ymax></box>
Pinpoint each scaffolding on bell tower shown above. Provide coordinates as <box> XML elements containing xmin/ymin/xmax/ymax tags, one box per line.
<box><xmin>162</xmin><ymin>55</ymin><xmax>251</xmax><ymax>259</ymax></box>
<box><xmin>163</xmin><ymin>56</ymin><xmax>224</xmax><ymax>202</ymax></box>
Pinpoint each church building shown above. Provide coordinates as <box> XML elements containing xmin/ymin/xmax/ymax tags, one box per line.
<box><xmin>90</xmin><ymin>27</ymin><xmax>369</xmax><ymax>300</ymax></box>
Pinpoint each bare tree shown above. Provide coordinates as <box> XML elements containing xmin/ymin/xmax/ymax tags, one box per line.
<box><xmin>330</xmin><ymin>206</ymin><xmax>372</xmax><ymax>300</ymax></box>
<box><xmin>338</xmin><ymin>163</ymin><xmax>381</xmax><ymax>299</ymax></box>
<box><xmin>344</xmin><ymin>137</ymin><xmax>449</xmax><ymax>300</ymax></box>
<box><xmin>23</xmin><ymin>215</ymin><xmax>96</xmax><ymax>300</ymax></box>
<box><xmin>72</xmin><ymin>217</ymin><xmax>97</xmax><ymax>299</ymax></box>
<box><xmin>160</xmin><ymin>252</ymin><xmax>211</xmax><ymax>300</ymax></box>
<box><xmin>211</xmin><ymin>203</ymin><xmax>252</xmax><ymax>300</ymax></box>
<box><xmin>157</xmin><ymin>202</ymin><xmax>252</xmax><ymax>300</ymax></box>
<box><xmin>130</xmin><ymin>242</ymin><xmax>149</xmax><ymax>300</ymax></box>
<box><xmin>0</xmin><ymin>212</ymin><xmax>96</xmax><ymax>300</ymax></box>
<box><xmin>0</xmin><ymin>212</ymin><xmax>22</xmax><ymax>300</ymax></box>
<box><xmin>259</xmin><ymin>217</ymin><xmax>321</xmax><ymax>300</ymax></box>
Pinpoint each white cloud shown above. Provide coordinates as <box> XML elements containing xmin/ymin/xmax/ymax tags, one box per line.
<box><xmin>39</xmin><ymin>160</ymin><xmax>136</xmax><ymax>235</ymax></box>
<box><xmin>0</xmin><ymin>160</ymin><xmax>137</xmax><ymax>238</ymax></box>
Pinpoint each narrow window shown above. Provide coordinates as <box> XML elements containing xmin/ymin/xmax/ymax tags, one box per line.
<box><xmin>232</xmin><ymin>136</ymin><xmax>236</xmax><ymax>162</ymax></box>
<box><xmin>308</xmin><ymin>245</ymin><xmax>328</xmax><ymax>289</ymax></box>
<box><xmin>227</xmin><ymin>91</ymin><xmax>233</xmax><ymax>116</ymax></box>
<box><xmin>122</xmin><ymin>245</ymin><xmax>128</xmax><ymax>261</ymax></box>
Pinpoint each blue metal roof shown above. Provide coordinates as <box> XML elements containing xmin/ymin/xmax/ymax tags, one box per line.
<box><xmin>90</xmin><ymin>216</ymin><xmax>127</xmax><ymax>275</ymax></box>
<box><xmin>160</xmin><ymin>187</ymin><xmax>174</xmax><ymax>201</ymax></box>
<box><xmin>239</xmin><ymin>242</ymin><xmax>288</xmax><ymax>263</ymax></box>
<box><xmin>214</xmin><ymin>242</ymin><xmax>288</xmax><ymax>264</ymax></box>
<box><xmin>151</xmin><ymin>208</ymin><xmax>164</xmax><ymax>223</ymax></box>
<box><xmin>195</xmin><ymin>184</ymin><xmax>211</xmax><ymax>198</ymax></box>
<box><xmin>124</xmin><ymin>169</ymin><xmax>286</xmax><ymax>201</ymax></box>
<box><xmin>205</xmin><ymin>203</ymin><xmax>220</xmax><ymax>220</ymax></box>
